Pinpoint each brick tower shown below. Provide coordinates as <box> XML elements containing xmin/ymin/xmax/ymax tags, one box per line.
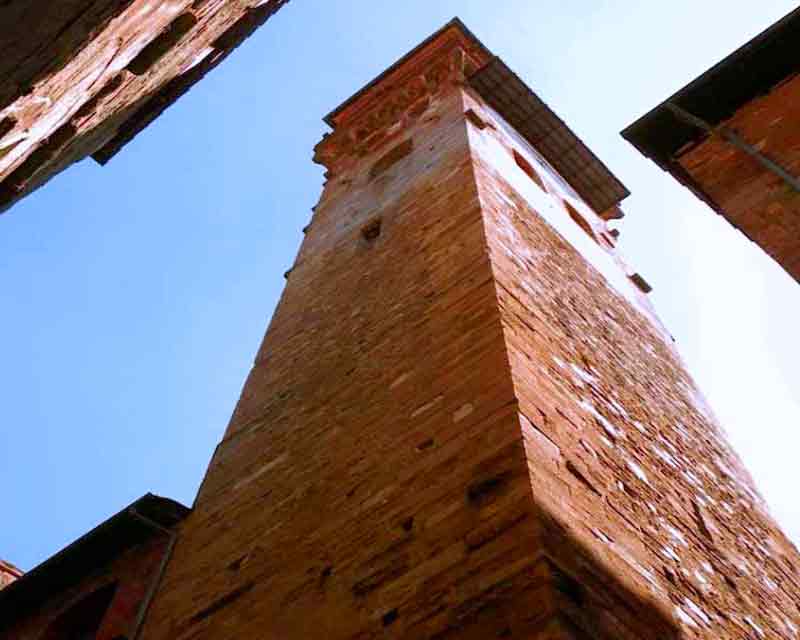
<box><xmin>139</xmin><ymin>20</ymin><xmax>800</xmax><ymax>640</ymax></box>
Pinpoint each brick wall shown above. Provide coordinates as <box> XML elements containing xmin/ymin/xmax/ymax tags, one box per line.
<box><xmin>2</xmin><ymin>537</ymin><xmax>171</xmax><ymax>640</ymax></box>
<box><xmin>0</xmin><ymin>0</ymin><xmax>288</xmax><ymax>213</ymax></box>
<box><xmin>677</xmin><ymin>72</ymin><xmax>800</xmax><ymax>283</ymax></box>
<box><xmin>138</xmin><ymin>24</ymin><xmax>800</xmax><ymax>640</ymax></box>
<box><xmin>466</xmin><ymin>86</ymin><xmax>800</xmax><ymax>638</ymax></box>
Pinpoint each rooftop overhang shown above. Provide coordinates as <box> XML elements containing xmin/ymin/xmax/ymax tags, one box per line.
<box><xmin>621</xmin><ymin>6</ymin><xmax>800</xmax><ymax>189</ymax></box>
<box><xmin>0</xmin><ymin>494</ymin><xmax>189</xmax><ymax>626</ymax></box>
<box><xmin>324</xmin><ymin>18</ymin><xmax>629</xmax><ymax>215</ymax></box>
<box><xmin>470</xmin><ymin>57</ymin><xmax>630</xmax><ymax>215</ymax></box>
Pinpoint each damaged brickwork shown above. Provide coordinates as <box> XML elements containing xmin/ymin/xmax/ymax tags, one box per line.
<box><xmin>0</xmin><ymin>0</ymin><xmax>288</xmax><ymax>213</ymax></box>
<box><xmin>130</xmin><ymin>21</ymin><xmax>800</xmax><ymax>640</ymax></box>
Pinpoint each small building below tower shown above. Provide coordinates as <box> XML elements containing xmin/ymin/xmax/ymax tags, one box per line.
<box><xmin>0</xmin><ymin>494</ymin><xmax>188</xmax><ymax>640</ymax></box>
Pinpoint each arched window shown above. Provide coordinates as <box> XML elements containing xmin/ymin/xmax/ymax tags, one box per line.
<box><xmin>41</xmin><ymin>582</ymin><xmax>117</xmax><ymax>640</ymax></box>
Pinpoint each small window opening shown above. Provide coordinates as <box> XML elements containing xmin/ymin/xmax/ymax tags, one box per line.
<box><xmin>128</xmin><ymin>13</ymin><xmax>198</xmax><ymax>75</ymax></box>
<box><xmin>73</xmin><ymin>74</ymin><xmax>125</xmax><ymax>120</ymax></box>
<box><xmin>553</xmin><ymin>566</ymin><xmax>585</xmax><ymax>607</ymax></box>
<box><xmin>361</xmin><ymin>218</ymin><xmax>382</xmax><ymax>242</ymax></box>
<box><xmin>370</xmin><ymin>139</ymin><xmax>413</xmax><ymax>179</ymax></box>
<box><xmin>41</xmin><ymin>582</ymin><xmax>118</xmax><ymax>640</ymax></box>
<box><xmin>464</xmin><ymin>108</ymin><xmax>487</xmax><ymax>130</ymax></box>
<box><xmin>513</xmin><ymin>149</ymin><xmax>545</xmax><ymax>191</ymax></box>
<box><xmin>563</xmin><ymin>201</ymin><xmax>597</xmax><ymax>243</ymax></box>
<box><xmin>382</xmin><ymin>608</ymin><xmax>399</xmax><ymax>627</ymax></box>
<box><xmin>629</xmin><ymin>273</ymin><xmax>653</xmax><ymax>294</ymax></box>
<box><xmin>0</xmin><ymin>115</ymin><xmax>17</xmax><ymax>140</ymax></box>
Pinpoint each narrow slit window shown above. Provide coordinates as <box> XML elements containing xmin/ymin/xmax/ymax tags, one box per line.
<box><xmin>513</xmin><ymin>149</ymin><xmax>545</xmax><ymax>191</ymax></box>
<box><xmin>564</xmin><ymin>201</ymin><xmax>598</xmax><ymax>243</ymax></box>
<box><xmin>370</xmin><ymin>139</ymin><xmax>413</xmax><ymax>179</ymax></box>
<box><xmin>464</xmin><ymin>108</ymin><xmax>488</xmax><ymax>130</ymax></box>
<box><xmin>629</xmin><ymin>273</ymin><xmax>653</xmax><ymax>294</ymax></box>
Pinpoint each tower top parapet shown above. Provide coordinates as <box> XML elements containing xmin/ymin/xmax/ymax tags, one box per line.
<box><xmin>315</xmin><ymin>18</ymin><xmax>629</xmax><ymax>217</ymax></box>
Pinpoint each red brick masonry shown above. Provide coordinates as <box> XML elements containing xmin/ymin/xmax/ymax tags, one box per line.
<box><xmin>677</xmin><ymin>73</ymin><xmax>800</xmax><ymax>283</ymax></box>
<box><xmin>0</xmin><ymin>0</ymin><xmax>288</xmax><ymax>213</ymax></box>
<box><xmin>136</xmin><ymin>22</ymin><xmax>800</xmax><ymax>640</ymax></box>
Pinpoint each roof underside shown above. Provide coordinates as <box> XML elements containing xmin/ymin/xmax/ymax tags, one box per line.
<box><xmin>470</xmin><ymin>57</ymin><xmax>630</xmax><ymax>214</ymax></box>
<box><xmin>0</xmin><ymin>494</ymin><xmax>189</xmax><ymax>626</ymax></box>
<box><xmin>622</xmin><ymin>6</ymin><xmax>800</xmax><ymax>168</ymax></box>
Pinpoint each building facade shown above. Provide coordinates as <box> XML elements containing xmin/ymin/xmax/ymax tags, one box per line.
<box><xmin>123</xmin><ymin>20</ymin><xmax>798</xmax><ymax>640</ymax></box>
<box><xmin>0</xmin><ymin>0</ymin><xmax>288</xmax><ymax>213</ymax></box>
<box><xmin>0</xmin><ymin>495</ymin><xmax>188</xmax><ymax>640</ymax></box>
<box><xmin>623</xmin><ymin>7</ymin><xmax>800</xmax><ymax>284</ymax></box>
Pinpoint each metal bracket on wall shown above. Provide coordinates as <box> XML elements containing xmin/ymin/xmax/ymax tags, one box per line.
<box><xmin>666</xmin><ymin>102</ymin><xmax>800</xmax><ymax>194</ymax></box>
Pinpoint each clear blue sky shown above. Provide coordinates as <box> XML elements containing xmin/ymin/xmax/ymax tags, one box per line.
<box><xmin>2</xmin><ymin>0</ymin><xmax>799</xmax><ymax>571</ymax></box>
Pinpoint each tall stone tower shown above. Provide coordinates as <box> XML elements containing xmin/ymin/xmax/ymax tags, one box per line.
<box><xmin>139</xmin><ymin>20</ymin><xmax>800</xmax><ymax>640</ymax></box>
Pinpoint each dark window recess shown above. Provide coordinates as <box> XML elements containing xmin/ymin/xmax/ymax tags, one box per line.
<box><xmin>41</xmin><ymin>582</ymin><xmax>118</xmax><ymax>640</ymax></box>
<box><xmin>0</xmin><ymin>115</ymin><xmax>17</xmax><ymax>140</ymax></box>
<box><xmin>552</xmin><ymin>565</ymin><xmax>585</xmax><ymax>607</ymax></box>
<box><xmin>629</xmin><ymin>273</ymin><xmax>653</xmax><ymax>294</ymax></box>
<box><xmin>464</xmin><ymin>108</ymin><xmax>488</xmax><ymax>130</ymax></box>
<box><xmin>361</xmin><ymin>218</ymin><xmax>382</xmax><ymax>242</ymax></box>
<box><xmin>73</xmin><ymin>74</ymin><xmax>125</xmax><ymax>120</ymax></box>
<box><xmin>513</xmin><ymin>149</ymin><xmax>545</xmax><ymax>190</ymax></box>
<box><xmin>370</xmin><ymin>139</ymin><xmax>413</xmax><ymax>179</ymax></box>
<box><xmin>128</xmin><ymin>13</ymin><xmax>198</xmax><ymax>75</ymax></box>
<box><xmin>564</xmin><ymin>201</ymin><xmax>597</xmax><ymax>243</ymax></box>
<box><xmin>466</xmin><ymin>471</ymin><xmax>511</xmax><ymax>506</ymax></box>
<box><xmin>382</xmin><ymin>609</ymin><xmax>399</xmax><ymax>627</ymax></box>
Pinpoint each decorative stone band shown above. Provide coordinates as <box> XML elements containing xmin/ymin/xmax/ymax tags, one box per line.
<box><xmin>313</xmin><ymin>21</ymin><xmax>490</xmax><ymax>177</ymax></box>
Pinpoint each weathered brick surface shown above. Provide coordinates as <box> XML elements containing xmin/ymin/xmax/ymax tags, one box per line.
<box><xmin>677</xmin><ymin>72</ymin><xmax>800</xmax><ymax>283</ymax></box>
<box><xmin>466</xmin><ymin>86</ymin><xmax>800</xmax><ymax>638</ymax></box>
<box><xmin>138</xmin><ymin>23</ymin><xmax>800</xmax><ymax>640</ymax></box>
<box><xmin>0</xmin><ymin>0</ymin><xmax>288</xmax><ymax>213</ymax></box>
<box><xmin>1</xmin><ymin>537</ymin><xmax>170</xmax><ymax>640</ymax></box>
